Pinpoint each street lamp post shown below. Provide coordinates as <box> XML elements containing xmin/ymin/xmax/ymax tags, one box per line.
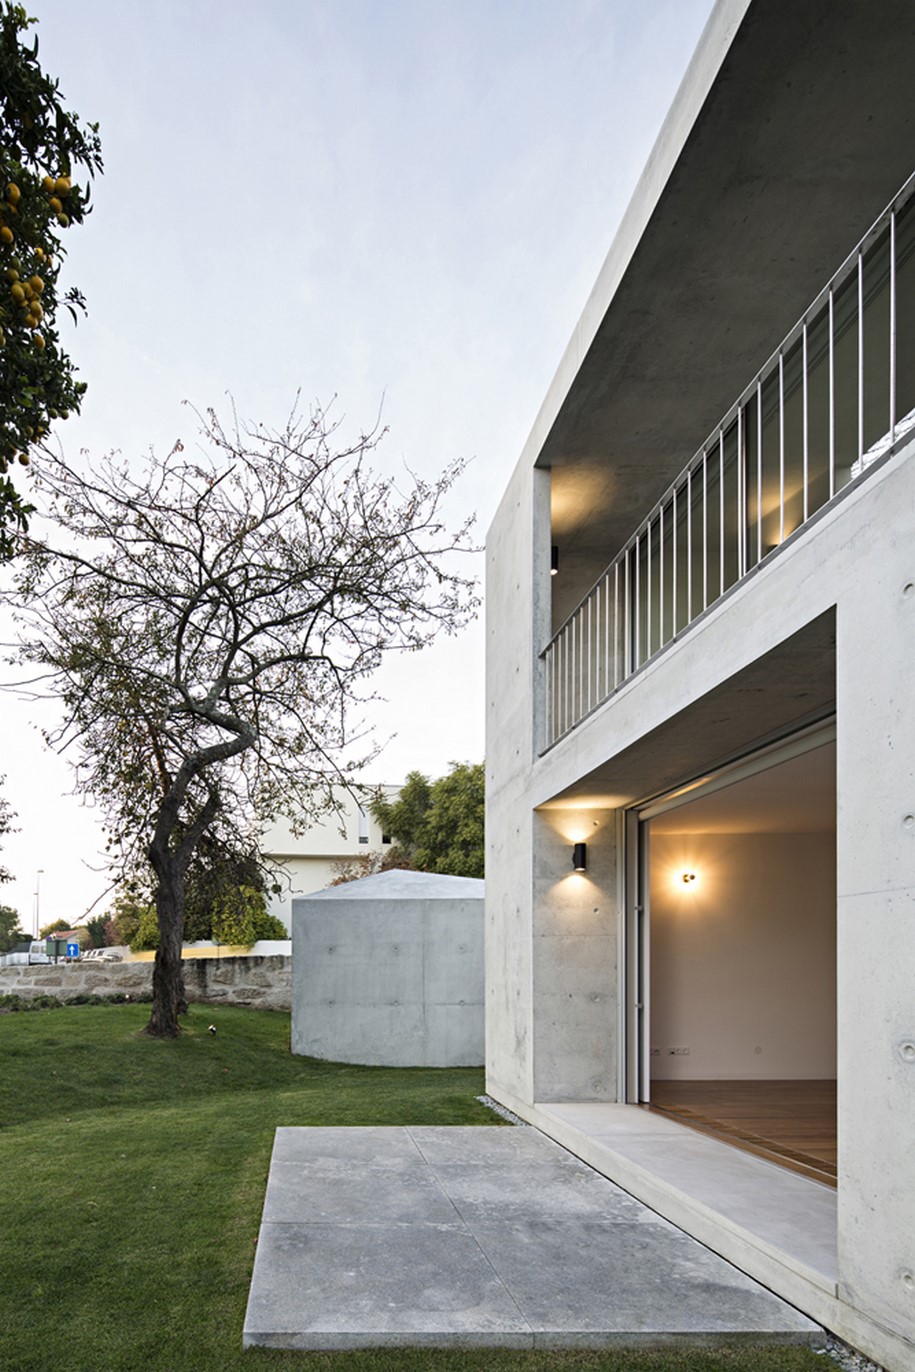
<box><xmin>34</xmin><ymin>868</ymin><xmax>44</xmax><ymax>939</ymax></box>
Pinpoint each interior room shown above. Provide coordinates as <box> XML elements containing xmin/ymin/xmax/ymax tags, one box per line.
<box><xmin>647</xmin><ymin>740</ymin><xmax>837</xmax><ymax>1184</ymax></box>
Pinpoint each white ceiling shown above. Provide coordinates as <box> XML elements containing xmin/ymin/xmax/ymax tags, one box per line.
<box><xmin>649</xmin><ymin>742</ymin><xmax>835</xmax><ymax>835</ymax></box>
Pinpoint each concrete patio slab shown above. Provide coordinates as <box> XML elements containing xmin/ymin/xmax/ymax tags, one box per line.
<box><xmin>243</xmin><ymin>1125</ymin><xmax>824</xmax><ymax>1350</ymax></box>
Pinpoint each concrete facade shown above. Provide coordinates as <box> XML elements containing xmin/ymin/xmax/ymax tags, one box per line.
<box><xmin>485</xmin><ymin>3</ymin><xmax>915</xmax><ymax>1370</ymax></box>
<box><xmin>291</xmin><ymin>869</ymin><xmax>484</xmax><ymax>1067</ymax></box>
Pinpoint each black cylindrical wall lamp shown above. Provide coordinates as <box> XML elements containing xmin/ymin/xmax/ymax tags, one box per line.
<box><xmin>551</xmin><ymin>544</ymin><xmax>559</xmax><ymax>575</ymax></box>
<box><xmin>572</xmin><ymin>842</ymin><xmax>587</xmax><ymax>872</ymax></box>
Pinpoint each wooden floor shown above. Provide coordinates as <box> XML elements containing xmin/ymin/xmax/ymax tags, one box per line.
<box><xmin>648</xmin><ymin>1079</ymin><xmax>837</xmax><ymax>1187</ymax></box>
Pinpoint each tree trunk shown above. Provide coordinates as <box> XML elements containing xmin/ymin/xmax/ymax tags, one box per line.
<box><xmin>143</xmin><ymin>853</ymin><xmax>186</xmax><ymax>1038</ymax></box>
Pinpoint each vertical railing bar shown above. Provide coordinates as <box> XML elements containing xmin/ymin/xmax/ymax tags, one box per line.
<box><xmin>605</xmin><ymin>572</ymin><xmax>610</xmax><ymax>699</ymax></box>
<box><xmin>703</xmin><ymin>453</ymin><xmax>710</xmax><ymax>594</ymax></box>
<box><xmin>672</xmin><ymin>486</ymin><xmax>678</xmax><ymax>636</ymax></box>
<box><xmin>614</xmin><ymin>561</ymin><xmax>620</xmax><ymax>689</ymax></box>
<box><xmin>576</xmin><ymin>611</ymin><xmax>584</xmax><ymax>729</ymax></box>
<box><xmin>686</xmin><ymin>468</ymin><xmax>693</xmax><ymax>624</ymax></box>
<box><xmin>659</xmin><ymin>504</ymin><xmax>665</xmax><ymax>647</ymax></box>
<box><xmin>553</xmin><ymin>644</ymin><xmax>558</xmax><ymax>745</ymax></box>
<box><xmin>563</xmin><ymin>618</ymin><xmax>569</xmax><ymax>737</ymax></box>
<box><xmin>829</xmin><ymin>288</ymin><xmax>836</xmax><ymax>498</ymax></box>
<box><xmin>890</xmin><ymin>210</ymin><xmax>897</xmax><ymax>440</ymax></box>
<box><xmin>857</xmin><ymin>249</ymin><xmax>864</xmax><ymax>463</ymax></box>
<box><xmin>624</xmin><ymin>551</ymin><xmax>631</xmax><ymax>681</ymax></box>
<box><xmin>778</xmin><ymin>350</ymin><xmax>785</xmax><ymax>546</ymax></box>
<box><xmin>594</xmin><ymin>581</ymin><xmax>601</xmax><ymax>705</ymax></box>
<box><xmin>646</xmin><ymin>522</ymin><xmax>652</xmax><ymax>660</ymax></box>
<box><xmin>756</xmin><ymin>379</ymin><xmax>763</xmax><ymax>561</ymax></box>
<box><xmin>555</xmin><ymin>644</ymin><xmax>560</xmax><ymax>745</ymax></box>
<box><xmin>737</xmin><ymin>405</ymin><xmax>745</xmax><ymax>578</ymax></box>
<box><xmin>802</xmin><ymin>320</ymin><xmax>809</xmax><ymax>523</ymax></box>
<box><xmin>589</xmin><ymin>592</ymin><xmax>598</xmax><ymax>713</ymax></box>
<box><xmin>602</xmin><ymin>577</ymin><xmax>607</xmax><ymax>702</ymax></box>
<box><xmin>718</xmin><ymin>429</ymin><xmax>725</xmax><ymax>598</ymax></box>
<box><xmin>551</xmin><ymin>645</ymin><xmax>557</xmax><ymax>747</ymax></box>
<box><xmin>635</xmin><ymin>535</ymin><xmax>641</xmax><ymax>670</ymax></box>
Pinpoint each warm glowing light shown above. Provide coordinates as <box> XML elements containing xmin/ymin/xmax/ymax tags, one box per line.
<box><xmin>681</xmin><ymin>871</ymin><xmax>696</xmax><ymax>885</ymax></box>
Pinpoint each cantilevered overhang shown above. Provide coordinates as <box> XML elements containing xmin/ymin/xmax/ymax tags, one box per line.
<box><xmin>537</xmin><ymin>0</ymin><xmax>915</xmax><ymax>620</ymax></box>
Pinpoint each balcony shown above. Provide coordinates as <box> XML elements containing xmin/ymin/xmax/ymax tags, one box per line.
<box><xmin>542</xmin><ymin>170</ymin><xmax>915</xmax><ymax>750</ymax></box>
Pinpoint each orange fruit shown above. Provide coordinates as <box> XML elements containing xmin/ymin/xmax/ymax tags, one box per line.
<box><xmin>49</xmin><ymin>196</ymin><xmax>62</xmax><ymax>214</ymax></box>
<box><xmin>54</xmin><ymin>176</ymin><xmax>71</xmax><ymax>196</ymax></box>
<box><xmin>42</xmin><ymin>175</ymin><xmax>55</xmax><ymax>192</ymax></box>
<box><xmin>29</xmin><ymin>275</ymin><xmax>44</xmax><ymax>294</ymax></box>
<box><xmin>6</xmin><ymin>183</ymin><xmax>20</xmax><ymax>203</ymax></box>
<box><xmin>56</xmin><ymin>213</ymin><xmax>69</xmax><ymax>228</ymax></box>
<box><xmin>10</xmin><ymin>283</ymin><xmax>24</xmax><ymax>303</ymax></box>
<box><xmin>32</xmin><ymin>331</ymin><xmax>45</xmax><ymax>348</ymax></box>
<box><xmin>0</xmin><ymin>226</ymin><xmax>13</xmax><ymax>245</ymax></box>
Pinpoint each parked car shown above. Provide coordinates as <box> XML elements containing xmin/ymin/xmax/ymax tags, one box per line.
<box><xmin>82</xmin><ymin>948</ymin><xmax>122</xmax><ymax>963</ymax></box>
<box><xmin>0</xmin><ymin>941</ymin><xmax>52</xmax><ymax>966</ymax></box>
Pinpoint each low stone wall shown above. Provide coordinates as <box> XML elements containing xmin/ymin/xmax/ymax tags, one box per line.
<box><xmin>0</xmin><ymin>955</ymin><xmax>292</xmax><ymax>1011</ymax></box>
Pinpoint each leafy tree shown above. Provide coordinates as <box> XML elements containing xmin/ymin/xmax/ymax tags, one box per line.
<box><xmin>183</xmin><ymin>838</ymin><xmax>271</xmax><ymax>942</ymax></box>
<box><xmin>39</xmin><ymin>916</ymin><xmax>68</xmax><ymax>938</ymax></box>
<box><xmin>0</xmin><ymin>902</ymin><xmax>26</xmax><ymax>951</ymax></box>
<box><xmin>370</xmin><ymin>761</ymin><xmax>484</xmax><ymax>878</ymax></box>
<box><xmin>0</xmin><ymin>2</ymin><xmax>103</xmax><ymax>556</ymax></box>
<box><xmin>85</xmin><ymin>911</ymin><xmax>115</xmax><ymax>948</ymax></box>
<box><xmin>130</xmin><ymin>906</ymin><xmax>159</xmax><ymax>954</ymax></box>
<box><xmin>108</xmin><ymin>887</ymin><xmax>151</xmax><ymax>947</ymax></box>
<box><xmin>211</xmin><ymin>883</ymin><xmax>266</xmax><ymax>949</ymax></box>
<box><xmin>4</xmin><ymin>402</ymin><xmax>477</xmax><ymax>1036</ymax></box>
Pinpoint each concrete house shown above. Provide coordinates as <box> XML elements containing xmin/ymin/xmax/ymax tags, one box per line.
<box><xmin>485</xmin><ymin>3</ymin><xmax>915</xmax><ymax>1369</ymax></box>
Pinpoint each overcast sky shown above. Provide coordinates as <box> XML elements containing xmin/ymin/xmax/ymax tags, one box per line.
<box><xmin>0</xmin><ymin>0</ymin><xmax>715</xmax><ymax>931</ymax></box>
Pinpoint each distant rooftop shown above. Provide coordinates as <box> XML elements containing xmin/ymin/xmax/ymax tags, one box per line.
<box><xmin>304</xmin><ymin>869</ymin><xmax>484</xmax><ymax>901</ymax></box>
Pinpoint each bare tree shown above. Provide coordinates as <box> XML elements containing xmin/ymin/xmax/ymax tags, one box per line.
<box><xmin>2</xmin><ymin>401</ymin><xmax>478</xmax><ymax>1036</ymax></box>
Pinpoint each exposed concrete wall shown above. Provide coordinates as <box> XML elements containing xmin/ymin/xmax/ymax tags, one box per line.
<box><xmin>484</xmin><ymin>458</ymin><xmax>543</xmax><ymax>1102</ymax></box>
<box><xmin>0</xmin><ymin>955</ymin><xmax>292</xmax><ymax>1010</ymax></box>
<box><xmin>835</xmin><ymin>460</ymin><xmax>915</xmax><ymax>1350</ymax></box>
<box><xmin>532</xmin><ymin>807</ymin><xmax>619</xmax><ymax>1100</ymax></box>
<box><xmin>487</xmin><ymin>438</ymin><xmax>915</xmax><ymax>1369</ymax></box>
<box><xmin>650</xmin><ymin>831</ymin><xmax>836</xmax><ymax>1080</ymax></box>
<box><xmin>291</xmin><ymin>897</ymin><xmax>483</xmax><ymax>1067</ymax></box>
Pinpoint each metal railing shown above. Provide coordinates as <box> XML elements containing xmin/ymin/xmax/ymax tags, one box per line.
<box><xmin>543</xmin><ymin>170</ymin><xmax>915</xmax><ymax>749</ymax></box>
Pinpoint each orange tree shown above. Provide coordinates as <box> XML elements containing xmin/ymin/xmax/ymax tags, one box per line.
<box><xmin>0</xmin><ymin>2</ymin><xmax>102</xmax><ymax>556</ymax></box>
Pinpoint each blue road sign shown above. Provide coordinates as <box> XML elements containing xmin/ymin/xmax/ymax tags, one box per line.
<box><xmin>66</xmin><ymin>942</ymin><xmax>79</xmax><ymax>959</ymax></box>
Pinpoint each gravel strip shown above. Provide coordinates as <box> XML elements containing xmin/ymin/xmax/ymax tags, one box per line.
<box><xmin>822</xmin><ymin>1334</ymin><xmax>885</xmax><ymax>1372</ymax></box>
<box><xmin>475</xmin><ymin>1094</ymin><xmax>529</xmax><ymax>1126</ymax></box>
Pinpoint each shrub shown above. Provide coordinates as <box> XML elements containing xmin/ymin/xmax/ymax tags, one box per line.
<box><xmin>129</xmin><ymin>906</ymin><xmax>159</xmax><ymax>952</ymax></box>
<box><xmin>252</xmin><ymin>909</ymin><xmax>287</xmax><ymax>940</ymax></box>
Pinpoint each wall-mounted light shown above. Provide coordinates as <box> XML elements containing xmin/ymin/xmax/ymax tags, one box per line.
<box><xmin>572</xmin><ymin>842</ymin><xmax>587</xmax><ymax>872</ymax></box>
<box><xmin>681</xmin><ymin>871</ymin><xmax>696</xmax><ymax>885</ymax></box>
<box><xmin>551</xmin><ymin>544</ymin><xmax>559</xmax><ymax>576</ymax></box>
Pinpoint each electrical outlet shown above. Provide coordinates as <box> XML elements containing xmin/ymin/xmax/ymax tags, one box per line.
<box><xmin>668</xmin><ymin>1046</ymin><xmax>690</xmax><ymax>1056</ymax></box>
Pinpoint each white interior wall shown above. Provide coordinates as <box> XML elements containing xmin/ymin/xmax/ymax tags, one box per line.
<box><xmin>650</xmin><ymin>830</ymin><xmax>836</xmax><ymax>1080</ymax></box>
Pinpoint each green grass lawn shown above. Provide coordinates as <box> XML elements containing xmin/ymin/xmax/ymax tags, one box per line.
<box><xmin>0</xmin><ymin>1003</ymin><xmax>826</xmax><ymax>1372</ymax></box>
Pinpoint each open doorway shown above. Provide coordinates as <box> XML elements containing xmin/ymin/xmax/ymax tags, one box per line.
<box><xmin>642</xmin><ymin>736</ymin><xmax>837</xmax><ymax>1185</ymax></box>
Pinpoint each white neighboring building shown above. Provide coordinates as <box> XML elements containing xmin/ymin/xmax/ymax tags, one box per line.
<box><xmin>261</xmin><ymin>785</ymin><xmax>399</xmax><ymax>927</ymax></box>
<box><xmin>486</xmin><ymin>2</ymin><xmax>915</xmax><ymax>1370</ymax></box>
